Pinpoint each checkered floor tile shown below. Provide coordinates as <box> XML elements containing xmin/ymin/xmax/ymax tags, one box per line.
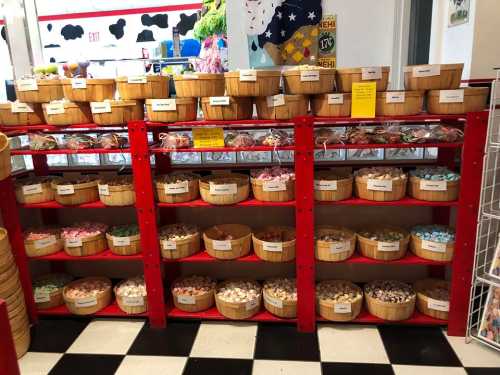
<box><xmin>17</xmin><ymin>317</ymin><xmax>500</xmax><ymax>375</ymax></box>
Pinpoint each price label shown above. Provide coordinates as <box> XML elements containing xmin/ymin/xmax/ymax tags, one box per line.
<box><xmin>239</xmin><ymin>69</ymin><xmax>257</xmax><ymax>82</ymax></box>
<box><xmin>57</xmin><ymin>185</ymin><xmax>75</xmax><ymax>195</ymax></box>
<box><xmin>377</xmin><ymin>241</ymin><xmax>400</xmax><ymax>252</ymax></box>
<box><xmin>314</xmin><ymin>180</ymin><xmax>337</xmax><ymax>191</ymax></box>
<box><xmin>182</xmin><ymin>74</ymin><xmax>199</xmax><ymax>80</ymax></box>
<box><xmin>34</xmin><ymin>291</ymin><xmax>51</xmax><ymax>303</ymax></box>
<box><xmin>262</xmin><ymin>242</ymin><xmax>283</xmax><ymax>252</ymax></box>
<box><xmin>266</xmin><ymin>94</ymin><xmax>285</xmax><ymax>107</ymax></box>
<box><xmin>245</xmin><ymin>298</ymin><xmax>259</xmax><ymax>311</ymax></box>
<box><xmin>421</xmin><ymin>240</ymin><xmax>447</xmax><ymax>253</ymax></box>
<box><xmin>264</xmin><ymin>294</ymin><xmax>283</xmax><ymax>308</ymax></box>
<box><xmin>209</xmin><ymin>96</ymin><xmax>230</xmax><ymax>106</ymax></box>
<box><xmin>213</xmin><ymin>240</ymin><xmax>232</xmax><ymax>251</ymax></box>
<box><xmin>351</xmin><ymin>82</ymin><xmax>376</xmax><ymax>118</ymax></box>
<box><xmin>177</xmin><ymin>295</ymin><xmax>196</xmax><ymax>304</ymax></box>
<box><xmin>91</xmin><ymin>102</ymin><xmax>112</xmax><ymax>114</ymax></box>
<box><xmin>209</xmin><ymin>183</ymin><xmax>237</xmax><ymax>195</ymax></box>
<box><xmin>112</xmin><ymin>236</ymin><xmax>131</xmax><ymax>246</ymax></box>
<box><xmin>45</xmin><ymin>102</ymin><xmax>65</xmax><ymax>115</ymax></box>
<box><xmin>161</xmin><ymin>240</ymin><xmax>176</xmax><ymax>250</ymax></box>
<box><xmin>362</xmin><ymin>67</ymin><xmax>382</xmax><ymax>80</ymax></box>
<box><xmin>439</xmin><ymin>89</ymin><xmax>464</xmax><ymax>103</ymax></box>
<box><xmin>300</xmin><ymin>70</ymin><xmax>320</xmax><ymax>82</ymax></box>
<box><xmin>412</xmin><ymin>65</ymin><xmax>440</xmax><ymax>78</ymax></box>
<box><xmin>71</xmin><ymin>78</ymin><xmax>87</xmax><ymax>89</ymax></box>
<box><xmin>127</xmin><ymin>75</ymin><xmax>147</xmax><ymax>84</ymax></box>
<box><xmin>65</xmin><ymin>238</ymin><xmax>83</xmax><ymax>247</ymax></box>
<box><xmin>327</xmin><ymin>94</ymin><xmax>344</xmax><ymax>105</ymax></box>
<box><xmin>151</xmin><ymin>99</ymin><xmax>176</xmax><ymax>112</ymax></box>
<box><xmin>11</xmin><ymin>102</ymin><xmax>34</xmax><ymax>113</ymax></box>
<box><xmin>420</xmin><ymin>180</ymin><xmax>447</xmax><ymax>191</ymax></box>
<box><xmin>22</xmin><ymin>183</ymin><xmax>42</xmax><ymax>195</ymax></box>
<box><xmin>164</xmin><ymin>181</ymin><xmax>189</xmax><ymax>194</ymax></box>
<box><xmin>98</xmin><ymin>184</ymin><xmax>110</xmax><ymax>196</ymax></box>
<box><xmin>122</xmin><ymin>296</ymin><xmax>144</xmax><ymax>306</ymax></box>
<box><xmin>75</xmin><ymin>296</ymin><xmax>97</xmax><ymax>308</ymax></box>
<box><xmin>367</xmin><ymin>179</ymin><xmax>393</xmax><ymax>192</ymax></box>
<box><xmin>16</xmin><ymin>79</ymin><xmax>38</xmax><ymax>91</ymax></box>
<box><xmin>386</xmin><ymin>92</ymin><xmax>405</xmax><ymax>103</ymax></box>
<box><xmin>193</xmin><ymin>127</ymin><xmax>225</xmax><ymax>148</ymax></box>
<box><xmin>330</xmin><ymin>241</ymin><xmax>349</xmax><ymax>254</ymax></box>
<box><xmin>34</xmin><ymin>236</ymin><xmax>57</xmax><ymax>249</ymax></box>
<box><xmin>262</xmin><ymin>181</ymin><xmax>286</xmax><ymax>192</ymax></box>
<box><xmin>334</xmin><ymin>303</ymin><xmax>352</xmax><ymax>313</ymax></box>
<box><xmin>428</xmin><ymin>298</ymin><xmax>449</xmax><ymax>312</ymax></box>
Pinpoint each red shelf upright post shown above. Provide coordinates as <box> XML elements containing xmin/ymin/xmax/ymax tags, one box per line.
<box><xmin>448</xmin><ymin>111</ymin><xmax>488</xmax><ymax>336</ymax></box>
<box><xmin>128</xmin><ymin>120</ymin><xmax>166</xmax><ymax>328</ymax></box>
<box><xmin>294</xmin><ymin>116</ymin><xmax>315</xmax><ymax>332</ymax></box>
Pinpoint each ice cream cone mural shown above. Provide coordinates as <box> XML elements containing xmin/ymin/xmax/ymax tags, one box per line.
<box><xmin>245</xmin><ymin>0</ymin><xmax>322</xmax><ymax>67</ymax></box>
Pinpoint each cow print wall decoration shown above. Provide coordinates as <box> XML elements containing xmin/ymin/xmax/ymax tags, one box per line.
<box><xmin>1</xmin><ymin>27</ymin><xmax>5</xmax><ymax>42</ymax></box>
<box><xmin>109</xmin><ymin>18</ymin><xmax>126</xmax><ymax>40</ymax></box>
<box><xmin>141</xmin><ymin>14</ymin><xmax>168</xmax><ymax>28</ymax></box>
<box><xmin>47</xmin><ymin>24</ymin><xmax>52</xmax><ymax>32</ymax></box>
<box><xmin>61</xmin><ymin>24</ymin><xmax>84</xmax><ymax>40</ymax></box>
<box><xmin>176</xmin><ymin>13</ymin><xmax>197</xmax><ymax>35</ymax></box>
<box><xmin>137</xmin><ymin>29</ymin><xmax>155</xmax><ymax>42</ymax></box>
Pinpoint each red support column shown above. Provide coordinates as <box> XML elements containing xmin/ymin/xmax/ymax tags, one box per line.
<box><xmin>294</xmin><ymin>116</ymin><xmax>315</xmax><ymax>332</ymax></box>
<box><xmin>128</xmin><ymin>120</ymin><xmax>166</xmax><ymax>328</ymax></box>
<box><xmin>448</xmin><ymin>111</ymin><xmax>488</xmax><ymax>336</ymax></box>
<box><xmin>0</xmin><ymin>300</ymin><xmax>20</xmax><ymax>375</ymax></box>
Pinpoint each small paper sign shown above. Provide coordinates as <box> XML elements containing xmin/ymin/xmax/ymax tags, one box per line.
<box><xmin>164</xmin><ymin>181</ymin><xmax>189</xmax><ymax>194</ymax></box>
<box><xmin>314</xmin><ymin>180</ymin><xmax>337</xmax><ymax>191</ymax></box>
<box><xmin>177</xmin><ymin>295</ymin><xmax>196</xmax><ymax>304</ymax></box>
<box><xmin>182</xmin><ymin>74</ymin><xmax>199</xmax><ymax>80</ymax></box>
<box><xmin>11</xmin><ymin>102</ymin><xmax>34</xmax><ymax>113</ymax></box>
<box><xmin>367</xmin><ymin>179</ymin><xmax>393</xmax><ymax>192</ymax></box>
<box><xmin>262</xmin><ymin>181</ymin><xmax>286</xmax><ymax>192</ymax></box>
<box><xmin>91</xmin><ymin>102</ymin><xmax>112</xmax><ymax>114</ymax></box>
<box><xmin>65</xmin><ymin>238</ymin><xmax>83</xmax><ymax>247</ymax></box>
<box><xmin>330</xmin><ymin>241</ymin><xmax>349</xmax><ymax>253</ymax></box>
<box><xmin>75</xmin><ymin>296</ymin><xmax>97</xmax><ymax>307</ymax></box>
<box><xmin>412</xmin><ymin>65</ymin><xmax>440</xmax><ymax>78</ymax></box>
<box><xmin>162</xmin><ymin>240</ymin><xmax>176</xmax><ymax>250</ymax></box>
<box><xmin>428</xmin><ymin>298</ymin><xmax>449</xmax><ymax>312</ymax></box>
<box><xmin>334</xmin><ymin>303</ymin><xmax>352</xmax><ymax>313</ymax></box>
<box><xmin>420</xmin><ymin>180</ymin><xmax>447</xmax><ymax>191</ymax></box>
<box><xmin>192</xmin><ymin>127</ymin><xmax>225</xmax><ymax>149</ymax></box>
<box><xmin>327</xmin><ymin>93</ymin><xmax>344</xmax><ymax>105</ymax></box>
<box><xmin>300</xmin><ymin>70</ymin><xmax>320</xmax><ymax>81</ymax></box>
<box><xmin>209</xmin><ymin>183</ymin><xmax>237</xmax><ymax>195</ymax></box>
<box><xmin>151</xmin><ymin>99</ymin><xmax>176</xmax><ymax>112</ymax></box>
<box><xmin>209</xmin><ymin>96</ymin><xmax>230</xmax><ymax>106</ymax></box>
<box><xmin>245</xmin><ymin>298</ymin><xmax>259</xmax><ymax>310</ymax></box>
<box><xmin>122</xmin><ymin>296</ymin><xmax>144</xmax><ymax>306</ymax></box>
<box><xmin>16</xmin><ymin>79</ymin><xmax>38</xmax><ymax>91</ymax></box>
<box><xmin>127</xmin><ymin>75</ymin><xmax>147</xmax><ymax>84</ymax></box>
<box><xmin>57</xmin><ymin>185</ymin><xmax>75</xmax><ymax>195</ymax></box>
<box><xmin>112</xmin><ymin>236</ymin><xmax>131</xmax><ymax>246</ymax></box>
<box><xmin>361</xmin><ymin>67</ymin><xmax>382</xmax><ymax>80</ymax></box>
<box><xmin>351</xmin><ymin>82</ymin><xmax>376</xmax><ymax>118</ymax></box>
<box><xmin>377</xmin><ymin>241</ymin><xmax>400</xmax><ymax>252</ymax></box>
<box><xmin>421</xmin><ymin>240</ymin><xmax>447</xmax><ymax>253</ymax></box>
<box><xmin>34</xmin><ymin>236</ymin><xmax>57</xmax><ymax>249</ymax></box>
<box><xmin>262</xmin><ymin>242</ymin><xmax>283</xmax><ymax>252</ymax></box>
<box><xmin>386</xmin><ymin>92</ymin><xmax>405</xmax><ymax>103</ymax></box>
<box><xmin>239</xmin><ymin>69</ymin><xmax>257</xmax><ymax>82</ymax></box>
<box><xmin>34</xmin><ymin>291</ymin><xmax>51</xmax><ymax>303</ymax></box>
<box><xmin>98</xmin><ymin>184</ymin><xmax>110</xmax><ymax>196</ymax></box>
<box><xmin>213</xmin><ymin>240</ymin><xmax>232</xmax><ymax>251</ymax></box>
<box><xmin>45</xmin><ymin>102</ymin><xmax>65</xmax><ymax>115</ymax></box>
<box><xmin>265</xmin><ymin>295</ymin><xmax>283</xmax><ymax>308</ymax></box>
<box><xmin>439</xmin><ymin>89</ymin><xmax>464</xmax><ymax>103</ymax></box>
<box><xmin>266</xmin><ymin>94</ymin><xmax>285</xmax><ymax>107</ymax></box>
<box><xmin>71</xmin><ymin>78</ymin><xmax>87</xmax><ymax>89</ymax></box>
<box><xmin>22</xmin><ymin>184</ymin><xmax>42</xmax><ymax>195</ymax></box>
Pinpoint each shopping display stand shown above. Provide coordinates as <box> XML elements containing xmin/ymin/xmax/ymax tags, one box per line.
<box><xmin>0</xmin><ymin>111</ymin><xmax>488</xmax><ymax>335</ymax></box>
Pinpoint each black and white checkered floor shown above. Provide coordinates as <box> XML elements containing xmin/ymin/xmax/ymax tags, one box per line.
<box><xmin>19</xmin><ymin>317</ymin><xmax>500</xmax><ymax>375</ymax></box>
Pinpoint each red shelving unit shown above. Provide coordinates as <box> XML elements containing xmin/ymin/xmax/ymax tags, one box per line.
<box><xmin>28</xmin><ymin>249</ymin><xmax>143</xmax><ymax>262</ymax></box>
<box><xmin>37</xmin><ymin>301</ymin><xmax>147</xmax><ymax>317</ymax></box>
<box><xmin>163</xmin><ymin>251</ymin><xmax>266</xmax><ymax>263</ymax></box>
<box><xmin>157</xmin><ymin>199</ymin><xmax>295</xmax><ymax>208</ymax></box>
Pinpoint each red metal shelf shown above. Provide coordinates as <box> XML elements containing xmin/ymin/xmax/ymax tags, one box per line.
<box><xmin>11</xmin><ymin>148</ymin><xmax>130</xmax><ymax>155</ymax></box>
<box><xmin>20</xmin><ymin>201</ymin><xmax>133</xmax><ymax>209</ymax></box>
<box><xmin>37</xmin><ymin>301</ymin><xmax>146</xmax><ymax>317</ymax></box>
<box><xmin>151</xmin><ymin>146</ymin><xmax>295</xmax><ymax>153</ymax></box>
<box><xmin>146</xmin><ymin>119</ymin><xmax>293</xmax><ymax>129</ymax></box>
<box><xmin>313</xmin><ymin>113</ymin><xmax>467</xmax><ymax>125</ymax></box>
<box><xmin>316</xmin><ymin>197</ymin><xmax>459</xmax><ymax>207</ymax></box>
<box><xmin>28</xmin><ymin>249</ymin><xmax>143</xmax><ymax>261</ymax></box>
<box><xmin>163</xmin><ymin>251</ymin><xmax>264</xmax><ymax>263</ymax></box>
<box><xmin>318</xmin><ymin>309</ymin><xmax>447</xmax><ymax>325</ymax></box>
<box><xmin>0</xmin><ymin>123</ymin><xmax>126</xmax><ymax>135</ymax></box>
<box><xmin>317</xmin><ymin>142</ymin><xmax>462</xmax><ymax>150</ymax></box>
<box><xmin>320</xmin><ymin>253</ymin><xmax>449</xmax><ymax>266</ymax></box>
<box><xmin>157</xmin><ymin>199</ymin><xmax>295</xmax><ymax>208</ymax></box>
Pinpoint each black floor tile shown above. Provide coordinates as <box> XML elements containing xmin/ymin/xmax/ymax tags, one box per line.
<box><xmin>378</xmin><ymin>326</ymin><xmax>462</xmax><ymax>366</ymax></box>
<box><xmin>254</xmin><ymin>323</ymin><xmax>320</xmax><ymax>361</ymax></box>
<box><xmin>466</xmin><ymin>368</ymin><xmax>500</xmax><ymax>375</ymax></box>
<box><xmin>29</xmin><ymin>317</ymin><xmax>90</xmax><ymax>353</ymax></box>
<box><xmin>322</xmin><ymin>362</ymin><xmax>395</xmax><ymax>375</ymax></box>
<box><xmin>48</xmin><ymin>354</ymin><xmax>123</xmax><ymax>375</ymax></box>
<box><xmin>127</xmin><ymin>321</ymin><xmax>200</xmax><ymax>356</ymax></box>
<box><xmin>183</xmin><ymin>358</ymin><xmax>252</xmax><ymax>375</ymax></box>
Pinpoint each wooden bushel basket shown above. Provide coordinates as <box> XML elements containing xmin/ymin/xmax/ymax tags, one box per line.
<box><xmin>33</xmin><ymin>274</ymin><xmax>69</xmax><ymax>310</ymax></box>
<box><xmin>365</xmin><ymin>292</ymin><xmax>416</xmax><ymax>321</ymax></box>
<box><xmin>414</xmin><ymin>279</ymin><xmax>450</xmax><ymax>320</ymax></box>
<box><xmin>0</xmin><ymin>227</ymin><xmax>10</xmax><ymax>255</ymax></box>
<box><xmin>0</xmin><ymin>269</ymin><xmax>21</xmax><ymax>298</ymax></box>
<box><xmin>314</xmin><ymin>171</ymin><xmax>353</xmax><ymax>202</ymax></box>
<box><xmin>200</xmin><ymin>97</ymin><xmax>253</xmax><ymax>121</ymax></box>
<box><xmin>282</xmin><ymin>69</ymin><xmax>336</xmax><ymax>94</ymax></box>
<box><xmin>215</xmin><ymin>281</ymin><xmax>262</xmax><ymax>319</ymax></box>
<box><xmin>376</xmin><ymin>91</ymin><xmax>425</xmax><ymax>116</ymax></box>
<box><xmin>63</xmin><ymin>277</ymin><xmax>112</xmax><ymax>315</ymax></box>
<box><xmin>114</xmin><ymin>282</ymin><xmax>148</xmax><ymax>315</ymax></box>
<box><xmin>106</xmin><ymin>233</ymin><xmax>141</xmax><ymax>256</ymax></box>
<box><xmin>315</xmin><ymin>226</ymin><xmax>356</xmax><ymax>262</ymax></box>
<box><xmin>15</xmin><ymin>79</ymin><xmax>63</xmax><ymax>103</ymax></box>
<box><xmin>42</xmin><ymin>101</ymin><xmax>93</xmax><ymax>126</ymax></box>
<box><xmin>262</xmin><ymin>283</ymin><xmax>297</xmax><ymax>318</ymax></box>
<box><xmin>355</xmin><ymin>176</ymin><xmax>407</xmax><ymax>202</ymax></box>
<box><xmin>0</xmin><ymin>249</ymin><xmax>14</xmax><ymax>275</ymax></box>
<box><xmin>15</xmin><ymin>178</ymin><xmax>55</xmax><ymax>204</ymax></box>
<box><xmin>410</xmin><ymin>234</ymin><xmax>454</xmax><ymax>262</ymax></box>
<box><xmin>357</xmin><ymin>227</ymin><xmax>410</xmax><ymax>261</ymax></box>
<box><xmin>311</xmin><ymin>93</ymin><xmax>352</xmax><ymax>117</ymax></box>
<box><xmin>251</xmin><ymin>177</ymin><xmax>295</xmax><ymax>202</ymax></box>
<box><xmin>145</xmin><ymin>98</ymin><xmax>198</xmax><ymax>123</ymax></box>
<box><xmin>52</xmin><ymin>179</ymin><xmax>99</xmax><ymax>205</ymax></box>
<box><xmin>199</xmin><ymin>174</ymin><xmax>249</xmax><ymax>205</ymax></box>
<box><xmin>408</xmin><ymin>176</ymin><xmax>459</xmax><ymax>202</ymax></box>
<box><xmin>63</xmin><ymin>232</ymin><xmax>107</xmax><ymax>257</ymax></box>
<box><xmin>252</xmin><ymin>226</ymin><xmax>295</xmax><ymax>262</ymax></box>
<box><xmin>116</xmin><ymin>75</ymin><xmax>169</xmax><ymax>99</ymax></box>
<box><xmin>155</xmin><ymin>174</ymin><xmax>200</xmax><ymax>203</ymax></box>
<box><xmin>24</xmin><ymin>232</ymin><xmax>63</xmax><ymax>258</ymax></box>
<box><xmin>0</xmin><ymin>132</ymin><xmax>11</xmax><ymax>181</ymax></box>
<box><xmin>427</xmin><ymin>87</ymin><xmax>489</xmax><ymax>115</ymax></box>
<box><xmin>224</xmin><ymin>70</ymin><xmax>281</xmax><ymax>97</ymax></box>
<box><xmin>172</xmin><ymin>281</ymin><xmax>215</xmax><ymax>312</ymax></box>
<box><xmin>404</xmin><ymin>63</ymin><xmax>463</xmax><ymax>90</ymax></box>
<box><xmin>92</xmin><ymin>100</ymin><xmax>144</xmax><ymax>126</ymax></box>
<box><xmin>62</xmin><ymin>79</ymin><xmax>115</xmax><ymax>102</ymax></box>
<box><xmin>173</xmin><ymin>73</ymin><xmax>225</xmax><ymax>98</ymax></box>
<box><xmin>13</xmin><ymin>328</ymin><xmax>30</xmax><ymax>359</ymax></box>
<box><xmin>0</xmin><ymin>102</ymin><xmax>45</xmax><ymax>126</ymax></box>
<box><xmin>317</xmin><ymin>280</ymin><xmax>363</xmax><ymax>321</ymax></box>
<box><xmin>98</xmin><ymin>179</ymin><xmax>135</xmax><ymax>206</ymax></box>
<box><xmin>204</xmin><ymin>224</ymin><xmax>252</xmax><ymax>260</ymax></box>
<box><xmin>336</xmin><ymin>67</ymin><xmax>390</xmax><ymax>92</ymax></box>
<box><xmin>160</xmin><ymin>231</ymin><xmax>200</xmax><ymax>260</ymax></box>
<box><xmin>255</xmin><ymin>95</ymin><xmax>308</xmax><ymax>120</ymax></box>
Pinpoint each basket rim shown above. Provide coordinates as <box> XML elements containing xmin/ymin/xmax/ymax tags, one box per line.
<box><xmin>427</xmin><ymin>87</ymin><xmax>490</xmax><ymax>97</ymax></box>
<box><xmin>115</xmin><ymin>75</ymin><xmax>169</xmax><ymax>82</ymax></box>
<box><xmin>200</xmin><ymin>173</ymin><xmax>249</xmax><ymax>185</ymax></box>
<box><xmin>204</xmin><ymin>224</ymin><xmax>252</xmax><ymax>241</ymax></box>
<box><xmin>282</xmin><ymin>68</ymin><xmax>336</xmax><ymax>76</ymax></box>
<box><xmin>174</xmin><ymin>73</ymin><xmax>224</xmax><ymax>80</ymax></box>
<box><xmin>357</xmin><ymin>226</ymin><xmax>410</xmax><ymax>242</ymax></box>
<box><xmin>337</xmin><ymin>66</ymin><xmax>390</xmax><ymax>74</ymax></box>
<box><xmin>16</xmin><ymin>78</ymin><xmax>62</xmax><ymax>86</ymax></box>
<box><xmin>146</xmin><ymin>97</ymin><xmax>197</xmax><ymax>105</ymax></box>
<box><xmin>92</xmin><ymin>100</ymin><xmax>141</xmax><ymax>108</ymax></box>
<box><xmin>252</xmin><ymin>226</ymin><xmax>296</xmax><ymax>244</ymax></box>
<box><xmin>365</xmin><ymin>291</ymin><xmax>416</xmax><ymax>306</ymax></box>
<box><xmin>262</xmin><ymin>287</ymin><xmax>297</xmax><ymax>306</ymax></box>
<box><xmin>61</xmin><ymin>78</ymin><xmax>115</xmax><ymax>85</ymax></box>
<box><xmin>42</xmin><ymin>102</ymin><xmax>91</xmax><ymax>109</ymax></box>
<box><xmin>409</xmin><ymin>175</ymin><xmax>460</xmax><ymax>184</ymax></box>
<box><xmin>63</xmin><ymin>276</ymin><xmax>112</xmax><ymax>301</ymax></box>
<box><xmin>224</xmin><ymin>70</ymin><xmax>282</xmax><ymax>78</ymax></box>
<box><xmin>414</xmin><ymin>278</ymin><xmax>450</xmax><ymax>296</ymax></box>
<box><xmin>376</xmin><ymin>90</ymin><xmax>425</xmax><ymax>98</ymax></box>
<box><xmin>106</xmin><ymin>232</ymin><xmax>140</xmax><ymax>242</ymax></box>
<box><xmin>403</xmin><ymin>63</ymin><xmax>464</xmax><ymax>72</ymax></box>
<box><xmin>315</xmin><ymin>225</ymin><xmax>356</xmax><ymax>240</ymax></box>
<box><xmin>200</xmin><ymin>97</ymin><xmax>253</xmax><ymax>104</ymax></box>
<box><xmin>312</xmin><ymin>92</ymin><xmax>353</xmax><ymax>99</ymax></box>
<box><xmin>255</xmin><ymin>94</ymin><xmax>308</xmax><ymax>102</ymax></box>
<box><xmin>51</xmin><ymin>179</ymin><xmax>98</xmax><ymax>190</ymax></box>
<box><xmin>0</xmin><ymin>132</ymin><xmax>9</xmax><ymax>152</ymax></box>
<box><xmin>410</xmin><ymin>233</ymin><xmax>455</xmax><ymax>246</ymax></box>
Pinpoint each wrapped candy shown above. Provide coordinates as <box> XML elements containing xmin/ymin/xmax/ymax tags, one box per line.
<box><xmin>159</xmin><ymin>224</ymin><xmax>198</xmax><ymax>241</ymax></box>
<box><xmin>402</xmin><ymin>125</ymin><xmax>464</xmax><ymax>144</ymax></box>
<box><xmin>29</xmin><ymin>133</ymin><xmax>58</xmax><ymax>150</ymax></box>
<box><xmin>316</xmin><ymin>280</ymin><xmax>362</xmax><ymax>303</ymax></box>
<box><xmin>258</xmin><ymin>129</ymin><xmax>293</xmax><ymax>147</ymax></box>
<box><xmin>63</xmin><ymin>134</ymin><xmax>96</xmax><ymax>150</ymax></box>
<box><xmin>410</xmin><ymin>166</ymin><xmax>460</xmax><ymax>181</ymax></box>
<box><xmin>159</xmin><ymin>132</ymin><xmax>192</xmax><ymax>150</ymax></box>
<box><xmin>263</xmin><ymin>278</ymin><xmax>297</xmax><ymax>302</ymax></box>
<box><xmin>355</xmin><ymin>167</ymin><xmax>406</xmax><ymax>180</ymax></box>
<box><xmin>61</xmin><ymin>222</ymin><xmax>108</xmax><ymax>240</ymax></box>
<box><xmin>251</xmin><ymin>166</ymin><xmax>295</xmax><ymax>182</ymax></box>
<box><xmin>364</xmin><ymin>280</ymin><xmax>415</xmax><ymax>304</ymax></box>
<box><xmin>64</xmin><ymin>278</ymin><xmax>110</xmax><ymax>299</ymax></box>
<box><xmin>97</xmin><ymin>133</ymin><xmax>128</xmax><ymax>149</ymax></box>
<box><xmin>115</xmin><ymin>276</ymin><xmax>147</xmax><ymax>298</ymax></box>
<box><xmin>216</xmin><ymin>280</ymin><xmax>261</xmax><ymax>303</ymax></box>
<box><xmin>172</xmin><ymin>276</ymin><xmax>216</xmax><ymax>297</ymax></box>
<box><xmin>225</xmin><ymin>131</ymin><xmax>255</xmax><ymax>148</ymax></box>
<box><xmin>314</xmin><ymin>128</ymin><xmax>345</xmax><ymax>147</ymax></box>
<box><xmin>411</xmin><ymin>225</ymin><xmax>455</xmax><ymax>244</ymax></box>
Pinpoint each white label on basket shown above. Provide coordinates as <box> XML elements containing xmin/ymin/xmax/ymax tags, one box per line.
<box><xmin>57</xmin><ymin>185</ymin><xmax>75</xmax><ymax>195</ymax></box>
<box><xmin>264</xmin><ymin>294</ymin><xmax>283</xmax><ymax>308</ymax></box>
<box><xmin>177</xmin><ymin>295</ymin><xmax>196</xmax><ymax>304</ymax></box>
<box><xmin>412</xmin><ymin>65</ymin><xmax>441</xmax><ymax>78</ymax></box>
<box><xmin>209</xmin><ymin>183</ymin><xmax>237</xmax><ymax>195</ymax></box>
<box><xmin>34</xmin><ymin>291</ymin><xmax>51</xmax><ymax>303</ymax></box>
<box><xmin>75</xmin><ymin>296</ymin><xmax>97</xmax><ymax>308</ymax></box>
<box><xmin>239</xmin><ymin>69</ymin><xmax>257</xmax><ymax>82</ymax></box>
<box><xmin>421</xmin><ymin>240</ymin><xmax>447</xmax><ymax>253</ymax></box>
<box><xmin>213</xmin><ymin>240</ymin><xmax>232</xmax><ymax>251</ymax></box>
<box><xmin>266</xmin><ymin>94</ymin><xmax>285</xmax><ymax>107</ymax></box>
<box><xmin>11</xmin><ymin>102</ymin><xmax>34</xmax><ymax>113</ymax></box>
<box><xmin>245</xmin><ymin>298</ymin><xmax>259</xmax><ymax>311</ymax></box>
<box><xmin>367</xmin><ymin>179</ymin><xmax>392</xmax><ymax>192</ymax></box>
<box><xmin>314</xmin><ymin>180</ymin><xmax>337</xmax><ymax>191</ymax></box>
<box><xmin>428</xmin><ymin>298</ymin><xmax>449</xmax><ymax>312</ymax></box>
<box><xmin>386</xmin><ymin>92</ymin><xmax>405</xmax><ymax>103</ymax></box>
<box><xmin>439</xmin><ymin>89</ymin><xmax>464</xmax><ymax>103</ymax></box>
<box><xmin>262</xmin><ymin>181</ymin><xmax>286</xmax><ymax>192</ymax></box>
<box><xmin>164</xmin><ymin>181</ymin><xmax>189</xmax><ymax>194</ymax></box>
<box><xmin>334</xmin><ymin>303</ymin><xmax>352</xmax><ymax>313</ymax></box>
<box><xmin>45</xmin><ymin>102</ymin><xmax>65</xmax><ymax>115</ymax></box>
<box><xmin>209</xmin><ymin>96</ymin><xmax>230</xmax><ymax>106</ymax></box>
<box><xmin>262</xmin><ymin>242</ymin><xmax>283</xmax><ymax>252</ymax></box>
<box><xmin>16</xmin><ymin>79</ymin><xmax>38</xmax><ymax>91</ymax></box>
<box><xmin>34</xmin><ymin>235</ymin><xmax>57</xmax><ymax>249</ymax></box>
<box><xmin>327</xmin><ymin>93</ymin><xmax>344</xmax><ymax>105</ymax></box>
<box><xmin>112</xmin><ymin>236</ymin><xmax>131</xmax><ymax>246</ymax></box>
<box><xmin>71</xmin><ymin>78</ymin><xmax>87</xmax><ymax>89</ymax></box>
<box><xmin>362</xmin><ymin>67</ymin><xmax>382</xmax><ymax>80</ymax></box>
<box><xmin>377</xmin><ymin>241</ymin><xmax>400</xmax><ymax>252</ymax></box>
<box><xmin>22</xmin><ymin>183</ymin><xmax>43</xmax><ymax>195</ymax></box>
<box><xmin>98</xmin><ymin>184</ymin><xmax>110</xmax><ymax>196</ymax></box>
<box><xmin>127</xmin><ymin>75</ymin><xmax>147</xmax><ymax>84</ymax></box>
<box><xmin>122</xmin><ymin>296</ymin><xmax>144</xmax><ymax>306</ymax></box>
<box><xmin>330</xmin><ymin>241</ymin><xmax>349</xmax><ymax>254</ymax></box>
<box><xmin>300</xmin><ymin>70</ymin><xmax>320</xmax><ymax>82</ymax></box>
<box><xmin>182</xmin><ymin>74</ymin><xmax>199</xmax><ymax>80</ymax></box>
<box><xmin>420</xmin><ymin>180</ymin><xmax>447</xmax><ymax>191</ymax></box>
<box><xmin>65</xmin><ymin>238</ymin><xmax>82</xmax><ymax>247</ymax></box>
<box><xmin>151</xmin><ymin>99</ymin><xmax>177</xmax><ymax>112</ymax></box>
<box><xmin>161</xmin><ymin>240</ymin><xmax>176</xmax><ymax>250</ymax></box>
<box><xmin>91</xmin><ymin>102</ymin><xmax>112</xmax><ymax>114</ymax></box>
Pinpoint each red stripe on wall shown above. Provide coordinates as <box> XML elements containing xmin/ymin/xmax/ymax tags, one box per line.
<box><xmin>38</xmin><ymin>3</ymin><xmax>201</xmax><ymax>22</ymax></box>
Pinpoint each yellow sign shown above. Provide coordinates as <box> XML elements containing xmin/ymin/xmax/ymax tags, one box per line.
<box><xmin>192</xmin><ymin>127</ymin><xmax>225</xmax><ymax>148</ymax></box>
<box><xmin>351</xmin><ymin>82</ymin><xmax>376</xmax><ymax>118</ymax></box>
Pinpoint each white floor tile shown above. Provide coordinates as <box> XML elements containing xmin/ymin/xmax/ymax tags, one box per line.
<box><xmin>318</xmin><ymin>324</ymin><xmax>390</xmax><ymax>364</ymax></box>
<box><xmin>189</xmin><ymin>322</ymin><xmax>257</xmax><ymax>359</ymax></box>
<box><xmin>18</xmin><ymin>352</ymin><xmax>63</xmax><ymax>375</ymax></box>
<box><xmin>253</xmin><ymin>360</ymin><xmax>322</xmax><ymax>375</ymax></box>
<box><xmin>445</xmin><ymin>334</ymin><xmax>500</xmax><ymax>367</ymax></box>
<box><xmin>115</xmin><ymin>355</ymin><xmax>187</xmax><ymax>375</ymax></box>
<box><xmin>67</xmin><ymin>319</ymin><xmax>145</xmax><ymax>355</ymax></box>
<box><xmin>392</xmin><ymin>365</ymin><xmax>467</xmax><ymax>375</ymax></box>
